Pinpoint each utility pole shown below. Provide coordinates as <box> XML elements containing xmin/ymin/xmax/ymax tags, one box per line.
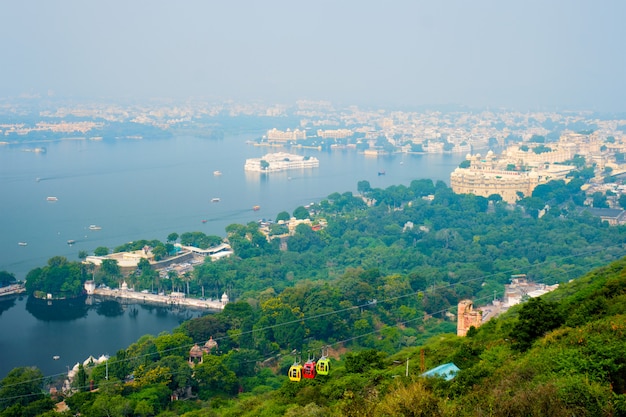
<box><xmin>406</xmin><ymin>357</ymin><xmax>409</xmax><ymax>377</ymax></box>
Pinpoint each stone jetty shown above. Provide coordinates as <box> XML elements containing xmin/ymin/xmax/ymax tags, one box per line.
<box><xmin>85</xmin><ymin>280</ymin><xmax>227</xmax><ymax>310</ymax></box>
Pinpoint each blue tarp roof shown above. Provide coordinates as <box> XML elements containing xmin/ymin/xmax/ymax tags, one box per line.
<box><xmin>420</xmin><ymin>363</ymin><xmax>460</xmax><ymax>381</ymax></box>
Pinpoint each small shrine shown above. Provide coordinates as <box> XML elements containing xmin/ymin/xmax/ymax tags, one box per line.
<box><xmin>203</xmin><ymin>336</ymin><xmax>218</xmax><ymax>354</ymax></box>
<box><xmin>189</xmin><ymin>344</ymin><xmax>203</xmax><ymax>364</ymax></box>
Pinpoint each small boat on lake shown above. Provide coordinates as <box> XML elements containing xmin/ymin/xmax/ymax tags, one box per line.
<box><xmin>46</xmin><ymin>196</ymin><xmax>58</xmax><ymax>201</ymax></box>
<box><xmin>53</xmin><ymin>355</ymin><xmax>60</xmax><ymax>360</ymax></box>
<box><xmin>67</xmin><ymin>239</ymin><xmax>76</xmax><ymax>245</ymax></box>
<box><xmin>18</xmin><ymin>242</ymin><xmax>27</xmax><ymax>246</ymax></box>
<box><xmin>213</xmin><ymin>170</ymin><xmax>222</xmax><ymax>176</ymax></box>
<box><xmin>211</xmin><ymin>197</ymin><xmax>220</xmax><ymax>203</ymax></box>
<box><xmin>89</xmin><ymin>225</ymin><xmax>102</xmax><ymax>230</ymax></box>
<box><xmin>253</xmin><ymin>205</ymin><xmax>260</xmax><ymax>211</ymax></box>
<box><xmin>201</xmin><ymin>219</ymin><xmax>207</xmax><ymax>223</ymax></box>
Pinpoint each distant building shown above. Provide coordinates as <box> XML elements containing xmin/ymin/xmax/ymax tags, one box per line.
<box><xmin>457</xmin><ymin>299</ymin><xmax>482</xmax><ymax>336</ymax></box>
<box><xmin>504</xmin><ymin>274</ymin><xmax>559</xmax><ymax>307</ymax></box>
<box><xmin>450</xmin><ymin>149</ymin><xmax>576</xmax><ymax>203</ymax></box>
<box><xmin>266</xmin><ymin>128</ymin><xmax>307</xmax><ymax>141</ymax></box>
<box><xmin>579</xmin><ymin>207</ymin><xmax>626</xmax><ymax>226</ymax></box>
<box><xmin>244</xmin><ymin>152</ymin><xmax>319</xmax><ymax>173</ymax></box>
<box><xmin>316</xmin><ymin>129</ymin><xmax>353</xmax><ymax>139</ymax></box>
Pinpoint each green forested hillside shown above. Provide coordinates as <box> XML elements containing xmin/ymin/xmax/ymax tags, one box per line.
<box><xmin>178</xmin><ymin>257</ymin><xmax>626</xmax><ymax>416</ymax></box>
<box><xmin>3</xmin><ymin>179</ymin><xmax>626</xmax><ymax>416</ymax></box>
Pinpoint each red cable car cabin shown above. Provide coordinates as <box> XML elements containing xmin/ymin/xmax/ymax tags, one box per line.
<box><xmin>302</xmin><ymin>359</ymin><xmax>317</xmax><ymax>379</ymax></box>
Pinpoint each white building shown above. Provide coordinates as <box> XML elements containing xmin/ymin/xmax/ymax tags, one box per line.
<box><xmin>244</xmin><ymin>152</ymin><xmax>319</xmax><ymax>172</ymax></box>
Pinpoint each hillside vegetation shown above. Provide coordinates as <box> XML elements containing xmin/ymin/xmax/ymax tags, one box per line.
<box><xmin>161</xmin><ymin>258</ymin><xmax>626</xmax><ymax>416</ymax></box>
<box><xmin>3</xmin><ymin>177</ymin><xmax>626</xmax><ymax>416</ymax></box>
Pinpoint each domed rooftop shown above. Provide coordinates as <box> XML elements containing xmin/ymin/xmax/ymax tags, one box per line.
<box><xmin>204</xmin><ymin>336</ymin><xmax>218</xmax><ymax>352</ymax></box>
<box><xmin>189</xmin><ymin>344</ymin><xmax>203</xmax><ymax>358</ymax></box>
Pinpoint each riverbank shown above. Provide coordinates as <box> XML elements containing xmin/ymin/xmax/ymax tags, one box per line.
<box><xmin>92</xmin><ymin>287</ymin><xmax>226</xmax><ymax>310</ymax></box>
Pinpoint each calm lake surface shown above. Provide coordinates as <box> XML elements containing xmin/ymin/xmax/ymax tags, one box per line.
<box><xmin>0</xmin><ymin>132</ymin><xmax>464</xmax><ymax>378</ymax></box>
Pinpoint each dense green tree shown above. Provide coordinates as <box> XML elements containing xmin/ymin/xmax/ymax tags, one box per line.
<box><xmin>357</xmin><ymin>180</ymin><xmax>372</xmax><ymax>195</ymax></box>
<box><xmin>276</xmin><ymin>211</ymin><xmax>291</xmax><ymax>222</ymax></box>
<box><xmin>98</xmin><ymin>259</ymin><xmax>121</xmax><ymax>287</ymax></box>
<box><xmin>94</xmin><ymin>246</ymin><xmax>109</xmax><ymax>256</ymax></box>
<box><xmin>193</xmin><ymin>355</ymin><xmax>238</xmax><ymax>397</ymax></box>
<box><xmin>345</xmin><ymin>349</ymin><xmax>387</xmax><ymax>373</ymax></box>
<box><xmin>23</xmin><ymin>257</ymin><xmax>84</xmax><ymax>297</ymax></box>
<box><xmin>179</xmin><ymin>231</ymin><xmax>222</xmax><ymax>249</ymax></box>
<box><xmin>0</xmin><ymin>367</ymin><xmax>45</xmax><ymax>408</ymax></box>
<box><xmin>167</xmin><ymin>232</ymin><xmax>179</xmax><ymax>243</ymax></box>
<box><xmin>293</xmin><ymin>206</ymin><xmax>310</xmax><ymax>220</ymax></box>
<box><xmin>510</xmin><ymin>297</ymin><xmax>564</xmax><ymax>351</ymax></box>
<box><xmin>151</xmin><ymin>244</ymin><xmax>167</xmax><ymax>261</ymax></box>
<box><xmin>153</xmin><ymin>332</ymin><xmax>193</xmax><ymax>358</ymax></box>
<box><xmin>0</xmin><ymin>271</ymin><xmax>16</xmax><ymax>287</ymax></box>
<box><xmin>592</xmin><ymin>192</ymin><xmax>609</xmax><ymax>208</ymax></box>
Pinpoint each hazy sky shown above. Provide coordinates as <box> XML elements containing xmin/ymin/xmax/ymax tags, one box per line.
<box><xmin>1</xmin><ymin>1</ymin><xmax>625</xmax><ymax>111</ymax></box>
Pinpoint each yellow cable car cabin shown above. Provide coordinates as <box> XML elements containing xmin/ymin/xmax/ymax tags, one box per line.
<box><xmin>288</xmin><ymin>362</ymin><xmax>303</xmax><ymax>382</ymax></box>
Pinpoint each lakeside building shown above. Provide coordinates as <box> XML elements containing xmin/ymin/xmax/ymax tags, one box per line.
<box><xmin>244</xmin><ymin>152</ymin><xmax>319</xmax><ymax>173</ymax></box>
<box><xmin>85</xmin><ymin>243</ymin><xmax>233</xmax><ymax>277</ymax></box>
<box><xmin>450</xmin><ymin>149</ymin><xmax>577</xmax><ymax>203</ymax></box>
<box><xmin>266</xmin><ymin>128</ymin><xmax>307</xmax><ymax>142</ymax></box>
<box><xmin>85</xmin><ymin>246</ymin><xmax>155</xmax><ymax>269</ymax></box>
<box><xmin>316</xmin><ymin>129</ymin><xmax>353</xmax><ymax>139</ymax></box>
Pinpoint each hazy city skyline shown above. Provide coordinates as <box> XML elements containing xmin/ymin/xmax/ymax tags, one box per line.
<box><xmin>2</xmin><ymin>1</ymin><xmax>625</xmax><ymax>111</ymax></box>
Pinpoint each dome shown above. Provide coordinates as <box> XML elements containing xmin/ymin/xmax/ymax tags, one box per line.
<box><xmin>221</xmin><ymin>292</ymin><xmax>229</xmax><ymax>304</ymax></box>
<box><xmin>83</xmin><ymin>355</ymin><xmax>96</xmax><ymax>367</ymax></box>
<box><xmin>189</xmin><ymin>344</ymin><xmax>203</xmax><ymax>358</ymax></box>
<box><xmin>204</xmin><ymin>336</ymin><xmax>218</xmax><ymax>352</ymax></box>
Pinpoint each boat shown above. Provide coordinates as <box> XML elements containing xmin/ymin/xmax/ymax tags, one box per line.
<box><xmin>67</xmin><ymin>239</ymin><xmax>76</xmax><ymax>245</ymax></box>
<box><xmin>201</xmin><ymin>219</ymin><xmax>207</xmax><ymax>223</ymax></box>
<box><xmin>211</xmin><ymin>198</ymin><xmax>220</xmax><ymax>203</ymax></box>
<box><xmin>213</xmin><ymin>170</ymin><xmax>222</xmax><ymax>176</ymax></box>
<box><xmin>89</xmin><ymin>225</ymin><xmax>102</xmax><ymax>230</ymax></box>
<box><xmin>53</xmin><ymin>355</ymin><xmax>60</xmax><ymax>360</ymax></box>
<box><xmin>18</xmin><ymin>242</ymin><xmax>27</xmax><ymax>246</ymax></box>
<box><xmin>253</xmin><ymin>205</ymin><xmax>260</xmax><ymax>211</ymax></box>
<box><xmin>378</xmin><ymin>170</ymin><xmax>386</xmax><ymax>176</ymax></box>
<box><xmin>46</xmin><ymin>196</ymin><xmax>58</xmax><ymax>201</ymax></box>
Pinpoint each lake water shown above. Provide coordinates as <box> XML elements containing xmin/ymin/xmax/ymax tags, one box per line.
<box><xmin>0</xmin><ymin>294</ymin><xmax>206</xmax><ymax>379</ymax></box>
<box><xmin>0</xmin><ymin>132</ymin><xmax>464</xmax><ymax>378</ymax></box>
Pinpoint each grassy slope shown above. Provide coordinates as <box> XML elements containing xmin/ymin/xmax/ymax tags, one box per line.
<box><xmin>200</xmin><ymin>256</ymin><xmax>626</xmax><ymax>417</ymax></box>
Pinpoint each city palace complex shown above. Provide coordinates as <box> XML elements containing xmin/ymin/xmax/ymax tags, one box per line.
<box><xmin>2</xmin><ymin>98</ymin><xmax>626</xmax><ymax>215</ymax></box>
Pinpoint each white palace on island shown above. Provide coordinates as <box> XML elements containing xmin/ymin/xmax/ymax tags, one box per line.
<box><xmin>244</xmin><ymin>152</ymin><xmax>319</xmax><ymax>173</ymax></box>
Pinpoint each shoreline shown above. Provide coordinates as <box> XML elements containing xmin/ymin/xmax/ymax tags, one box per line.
<box><xmin>92</xmin><ymin>287</ymin><xmax>225</xmax><ymax>310</ymax></box>
<box><xmin>0</xmin><ymin>284</ymin><xmax>26</xmax><ymax>297</ymax></box>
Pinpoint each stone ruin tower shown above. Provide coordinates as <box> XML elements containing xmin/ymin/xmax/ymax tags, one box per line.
<box><xmin>457</xmin><ymin>299</ymin><xmax>483</xmax><ymax>337</ymax></box>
